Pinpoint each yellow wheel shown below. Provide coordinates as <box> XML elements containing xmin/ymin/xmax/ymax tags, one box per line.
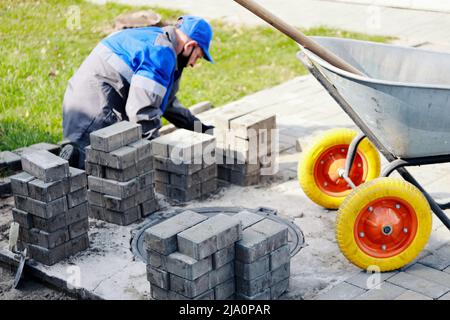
<box><xmin>336</xmin><ymin>177</ymin><xmax>432</xmax><ymax>271</ymax></box>
<box><xmin>298</xmin><ymin>128</ymin><xmax>380</xmax><ymax>209</ymax></box>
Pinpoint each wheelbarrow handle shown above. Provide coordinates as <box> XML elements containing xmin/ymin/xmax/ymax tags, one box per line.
<box><xmin>233</xmin><ymin>0</ymin><xmax>365</xmax><ymax>76</ymax></box>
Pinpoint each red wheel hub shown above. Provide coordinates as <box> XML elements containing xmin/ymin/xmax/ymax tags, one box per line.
<box><xmin>314</xmin><ymin>145</ymin><xmax>367</xmax><ymax>196</ymax></box>
<box><xmin>354</xmin><ymin>197</ymin><xmax>418</xmax><ymax>258</ymax></box>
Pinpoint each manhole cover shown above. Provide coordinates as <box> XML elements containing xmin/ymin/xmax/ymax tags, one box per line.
<box><xmin>131</xmin><ymin>206</ymin><xmax>305</xmax><ymax>262</ymax></box>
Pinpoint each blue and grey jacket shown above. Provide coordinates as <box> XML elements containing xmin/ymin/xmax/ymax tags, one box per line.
<box><xmin>62</xmin><ymin>26</ymin><xmax>200</xmax><ymax>148</ymax></box>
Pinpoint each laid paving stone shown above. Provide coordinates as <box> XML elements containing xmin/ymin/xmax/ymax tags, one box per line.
<box><xmin>177</xmin><ymin>214</ymin><xmax>242</xmax><ymax>260</ymax></box>
<box><xmin>419</xmin><ymin>245</ymin><xmax>450</xmax><ymax>270</ymax></box>
<box><xmin>405</xmin><ymin>263</ymin><xmax>450</xmax><ymax>288</ymax></box>
<box><xmin>354</xmin><ymin>282</ymin><xmax>406</xmax><ymax>300</ymax></box>
<box><xmin>315</xmin><ymin>282</ymin><xmax>367</xmax><ymax>300</ymax></box>
<box><xmin>387</xmin><ymin>272</ymin><xmax>449</xmax><ymax>299</ymax></box>
<box><xmin>144</xmin><ymin>210</ymin><xmax>208</xmax><ymax>255</ymax></box>
<box><xmin>21</xmin><ymin>150</ymin><xmax>70</xmax><ymax>183</ymax></box>
<box><xmin>439</xmin><ymin>291</ymin><xmax>450</xmax><ymax>300</ymax></box>
<box><xmin>345</xmin><ymin>270</ymin><xmax>399</xmax><ymax>290</ymax></box>
<box><xmin>89</xmin><ymin>121</ymin><xmax>142</xmax><ymax>152</ymax></box>
<box><xmin>394</xmin><ymin>290</ymin><xmax>433</xmax><ymax>300</ymax></box>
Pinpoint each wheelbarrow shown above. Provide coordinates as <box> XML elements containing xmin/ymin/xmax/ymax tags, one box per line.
<box><xmin>234</xmin><ymin>0</ymin><xmax>450</xmax><ymax>272</ymax></box>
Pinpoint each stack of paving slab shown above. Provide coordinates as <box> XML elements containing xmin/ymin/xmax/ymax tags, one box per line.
<box><xmin>152</xmin><ymin>129</ymin><xmax>217</xmax><ymax>202</ymax></box>
<box><xmin>144</xmin><ymin>210</ymin><xmax>291</xmax><ymax>300</ymax></box>
<box><xmin>85</xmin><ymin>121</ymin><xmax>158</xmax><ymax>226</ymax></box>
<box><xmin>144</xmin><ymin>211</ymin><xmax>240</xmax><ymax>300</ymax></box>
<box><xmin>10</xmin><ymin>150</ymin><xmax>89</xmax><ymax>266</ymax></box>
<box><xmin>234</xmin><ymin>210</ymin><xmax>290</xmax><ymax>300</ymax></box>
<box><xmin>215</xmin><ymin>111</ymin><xmax>277</xmax><ymax>186</ymax></box>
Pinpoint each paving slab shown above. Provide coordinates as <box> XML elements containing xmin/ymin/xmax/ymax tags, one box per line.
<box><xmin>354</xmin><ymin>282</ymin><xmax>406</xmax><ymax>300</ymax></box>
<box><xmin>394</xmin><ymin>290</ymin><xmax>433</xmax><ymax>300</ymax></box>
<box><xmin>387</xmin><ymin>272</ymin><xmax>449</xmax><ymax>299</ymax></box>
<box><xmin>315</xmin><ymin>282</ymin><xmax>366</xmax><ymax>300</ymax></box>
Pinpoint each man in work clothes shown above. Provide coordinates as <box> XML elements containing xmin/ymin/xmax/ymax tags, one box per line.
<box><xmin>60</xmin><ymin>16</ymin><xmax>215</xmax><ymax>169</ymax></box>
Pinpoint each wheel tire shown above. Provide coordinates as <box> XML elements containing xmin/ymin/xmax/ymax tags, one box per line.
<box><xmin>336</xmin><ymin>177</ymin><xmax>432</xmax><ymax>272</ymax></box>
<box><xmin>298</xmin><ymin>128</ymin><xmax>380</xmax><ymax>209</ymax></box>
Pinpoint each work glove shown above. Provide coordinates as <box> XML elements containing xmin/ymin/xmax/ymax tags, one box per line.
<box><xmin>201</xmin><ymin>124</ymin><xmax>215</xmax><ymax>135</ymax></box>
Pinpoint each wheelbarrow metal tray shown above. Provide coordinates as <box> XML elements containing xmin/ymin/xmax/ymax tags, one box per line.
<box><xmin>298</xmin><ymin>37</ymin><xmax>450</xmax><ymax>158</ymax></box>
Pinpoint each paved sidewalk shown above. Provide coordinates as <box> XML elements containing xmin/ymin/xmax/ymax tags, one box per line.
<box><xmin>91</xmin><ymin>0</ymin><xmax>450</xmax><ymax>45</ymax></box>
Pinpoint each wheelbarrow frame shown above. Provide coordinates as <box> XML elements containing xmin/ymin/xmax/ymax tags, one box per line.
<box><xmin>297</xmin><ymin>50</ymin><xmax>450</xmax><ymax>231</ymax></box>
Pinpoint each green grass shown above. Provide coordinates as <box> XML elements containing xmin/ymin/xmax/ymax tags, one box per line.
<box><xmin>0</xmin><ymin>0</ymin><xmax>390</xmax><ymax>151</ymax></box>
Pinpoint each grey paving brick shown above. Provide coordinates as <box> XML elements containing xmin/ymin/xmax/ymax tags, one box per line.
<box><xmin>157</xmin><ymin>182</ymin><xmax>202</xmax><ymax>202</ymax></box>
<box><xmin>271</xmin><ymin>262</ymin><xmax>290</xmax><ymax>286</ymax></box>
<box><xmin>137</xmin><ymin>156</ymin><xmax>154</xmax><ymax>175</ymax></box>
<box><xmin>192</xmin><ymin>289</ymin><xmax>215</xmax><ymax>300</ymax></box>
<box><xmin>270</xmin><ymin>244</ymin><xmax>290</xmax><ymax>271</ymax></box>
<box><xmin>135</xmin><ymin>187</ymin><xmax>156</xmax><ymax>204</ymax></box>
<box><xmin>355</xmin><ymin>282</ymin><xmax>406</xmax><ymax>300</ymax></box>
<box><xmin>103</xmin><ymin>194</ymin><xmax>136</xmax><ymax>212</ymax></box>
<box><xmin>214</xmin><ymin>278</ymin><xmax>235</xmax><ymax>300</ymax></box>
<box><xmin>68</xmin><ymin>219</ymin><xmax>89</xmax><ymax>239</ymax></box>
<box><xmin>67</xmin><ymin>187</ymin><xmax>87</xmax><ymax>208</ymax></box>
<box><xmin>0</xmin><ymin>151</ymin><xmax>22</xmax><ymax>172</ymax></box>
<box><xmin>10</xmin><ymin>171</ymin><xmax>34</xmax><ymax>196</ymax></box>
<box><xmin>252</xmin><ymin>219</ymin><xmax>288</xmax><ymax>252</ymax></box>
<box><xmin>147</xmin><ymin>265</ymin><xmax>170</xmax><ymax>289</ymax></box>
<box><xmin>66</xmin><ymin>201</ymin><xmax>89</xmax><ymax>225</ymax></box>
<box><xmin>234</xmin><ymin>210</ymin><xmax>265</xmax><ymax>229</ymax></box>
<box><xmin>28</xmin><ymin>178</ymin><xmax>68</xmax><ymax>203</ymax></box>
<box><xmin>155</xmin><ymin>170</ymin><xmax>170</xmax><ymax>184</ymax></box>
<box><xmin>137</xmin><ymin>171</ymin><xmax>154</xmax><ymax>190</ymax></box>
<box><xmin>31</xmin><ymin>212</ymin><xmax>67</xmax><ymax>233</ymax></box>
<box><xmin>89</xmin><ymin>121</ymin><xmax>141</xmax><ymax>152</ymax></box>
<box><xmin>235</xmin><ymin>228</ymin><xmax>269</xmax><ymax>264</ymax></box>
<box><xmin>12</xmin><ymin>208</ymin><xmax>33</xmax><ymax>229</ymax></box>
<box><xmin>140</xmin><ymin>198</ymin><xmax>159</xmax><ymax>217</ymax></box>
<box><xmin>177</xmin><ymin>214</ymin><xmax>242</xmax><ymax>260</ymax></box>
<box><xmin>23</xmin><ymin>143</ymin><xmax>61</xmax><ymax>155</ymax></box>
<box><xmin>229</xmin><ymin>170</ymin><xmax>260</xmax><ymax>186</ymax></box>
<box><xmin>315</xmin><ymin>282</ymin><xmax>367</xmax><ymax>300</ymax></box>
<box><xmin>104</xmin><ymin>165</ymin><xmax>138</xmax><ymax>182</ymax></box>
<box><xmin>103</xmin><ymin>206</ymin><xmax>140</xmax><ymax>226</ymax></box>
<box><xmin>86</xmin><ymin>145</ymin><xmax>138</xmax><ymax>170</ymax></box>
<box><xmin>210</xmin><ymin>262</ymin><xmax>235</xmax><ymax>288</ymax></box>
<box><xmin>66</xmin><ymin>233</ymin><xmax>89</xmax><ymax>256</ymax></box>
<box><xmin>144</xmin><ymin>210</ymin><xmax>208</xmax><ymax>255</ymax></box>
<box><xmin>87</xmin><ymin>176</ymin><xmax>138</xmax><ymax>198</ymax></box>
<box><xmin>27</xmin><ymin>228</ymin><xmax>69</xmax><ymax>249</ymax></box>
<box><xmin>21</xmin><ymin>150</ymin><xmax>70</xmax><ymax>183</ymax></box>
<box><xmin>150</xmin><ymin>285</ymin><xmax>169</xmax><ymax>300</ymax></box>
<box><xmin>153</xmin><ymin>156</ymin><xmax>203</xmax><ymax>175</ymax></box>
<box><xmin>87</xmin><ymin>190</ymin><xmax>105</xmax><ymax>207</ymax></box>
<box><xmin>387</xmin><ymin>272</ymin><xmax>449</xmax><ymax>299</ymax></box>
<box><xmin>236</xmin><ymin>272</ymin><xmax>271</xmax><ymax>297</ymax></box>
<box><xmin>405</xmin><ymin>263</ymin><xmax>450</xmax><ymax>288</ymax></box>
<box><xmin>85</xmin><ymin>162</ymin><xmax>104</xmax><ymax>178</ymax></box>
<box><xmin>419</xmin><ymin>245</ymin><xmax>450</xmax><ymax>270</ymax></box>
<box><xmin>201</xmin><ymin>179</ymin><xmax>217</xmax><ymax>197</ymax></box>
<box><xmin>212</xmin><ymin>245</ymin><xmax>235</xmax><ymax>269</ymax></box>
<box><xmin>147</xmin><ymin>250</ymin><xmax>167</xmax><ymax>269</ymax></box>
<box><xmin>88</xmin><ymin>205</ymin><xmax>105</xmax><ymax>221</ymax></box>
<box><xmin>271</xmin><ymin>278</ymin><xmax>289</xmax><ymax>299</ymax></box>
<box><xmin>395</xmin><ymin>290</ymin><xmax>433</xmax><ymax>300</ymax></box>
<box><xmin>150</xmin><ymin>135</ymin><xmax>172</xmax><ymax>158</ymax></box>
<box><xmin>170</xmin><ymin>272</ymin><xmax>210</xmax><ymax>298</ymax></box>
<box><xmin>235</xmin><ymin>255</ymin><xmax>270</xmax><ymax>280</ymax></box>
<box><xmin>236</xmin><ymin>289</ymin><xmax>271</xmax><ymax>300</ymax></box>
<box><xmin>26</xmin><ymin>242</ymin><xmax>68</xmax><ymax>266</ymax></box>
<box><xmin>346</xmin><ymin>270</ymin><xmax>398</xmax><ymax>290</ymax></box>
<box><xmin>24</xmin><ymin>196</ymin><xmax>68</xmax><ymax>219</ymax></box>
<box><xmin>166</xmin><ymin>252</ymin><xmax>212</xmax><ymax>280</ymax></box>
<box><xmin>128</xmin><ymin>139</ymin><xmax>152</xmax><ymax>162</ymax></box>
<box><xmin>0</xmin><ymin>177</ymin><xmax>12</xmax><ymax>197</ymax></box>
<box><xmin>69</xmin><ymin>167</ymin><xmax>87</xmax><ymax>192</ymax></box>
<box><xmin>170</xmin><ymin>165</ymin><xmax>217</xmax><ymax>189</ymax></box>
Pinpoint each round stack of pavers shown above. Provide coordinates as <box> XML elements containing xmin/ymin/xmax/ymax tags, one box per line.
<box><xmin>144</xmin><ymin>209</ymin><xmax>290</xmax><ymax>300</ymax></box>
<box><xmin>10</xmin><ymin>150</ymin><xmax>89</xmax><ymax>266</ymax></box>
<box><xmin>215</xmin><ymin>111</ymin><xmax>277</xmax><ymax>186</ymax></box>
<box><xmin>85</xmin><ymin>121</ymin><xmax>158</xmax><ymax>226</ymax></box>
<box><xmin>151</xmin><ymin>129</ymin><xmax>218</xmax><ymax>202</ymax></box>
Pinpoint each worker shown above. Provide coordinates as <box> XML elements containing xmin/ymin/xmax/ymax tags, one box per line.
<box><xmin>60</xmin><ymin>15</ymin><xmax>215</xmax><ymax>169</ymax></box>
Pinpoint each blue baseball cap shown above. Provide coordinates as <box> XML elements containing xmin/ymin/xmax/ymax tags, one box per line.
<box><xmin>177</xmin><ymin>15</ymin><xmax>214</xmax><ymax>64</ymax></box>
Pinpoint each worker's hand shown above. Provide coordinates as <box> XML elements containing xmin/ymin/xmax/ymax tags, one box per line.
<box><xmin>202</xmin><ymin>124</ymin><xmax>215</xmax><ymax>135</ymax></box>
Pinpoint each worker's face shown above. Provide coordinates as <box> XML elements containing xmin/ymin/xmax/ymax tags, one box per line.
<box><xmin>181</xmin><ymin>40</ymin><xmax>204</xmax><ymax>68</ymax></box>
